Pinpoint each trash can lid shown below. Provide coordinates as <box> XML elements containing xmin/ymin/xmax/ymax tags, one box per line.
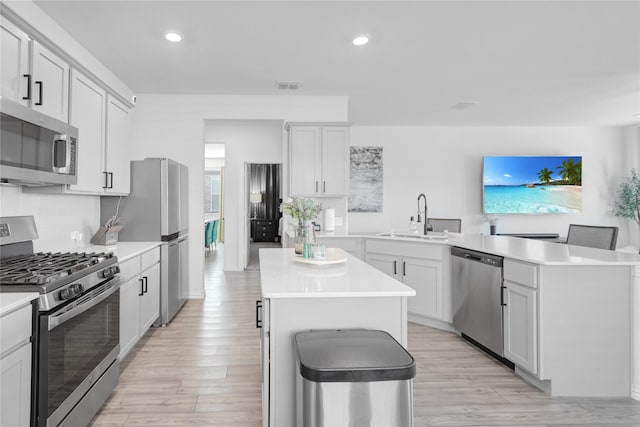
<box><xmin>294</xmin><ymin>329</ymin><xmax>416</xmax><ymax>383</ymax></box>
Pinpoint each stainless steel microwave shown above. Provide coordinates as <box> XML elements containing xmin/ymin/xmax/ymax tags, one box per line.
<box><xmin>0</xmin><ymin>98</ymin><xmax>78</xmax><ymax>186</ymax></box>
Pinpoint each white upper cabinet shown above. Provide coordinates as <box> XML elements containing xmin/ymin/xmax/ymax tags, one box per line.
<box><xmin>50</xmin><ymin>72</ymin><xmax>130</xmax><ymax>195</ymax></box>
<box><xmin>0</xmin><ymin>17</ymin><xmax>30</xmax><ymax>106</ymax></box>
<box><xmin>320</xmin><ymin>127</ymin><xmax>349</xmax><ymax>195</ymax></box>
<box><xmin>1</xmin><ymin>16</ymin><xmax>69</xmax><ymax>122</ymax></box>
<box><xmin>69</xmin><ymin>69</ymin><xmax>106</xmax><ymax>193</ymax></box>
<box><xmin>288</xmin><ymin>123</ymin><xmax>350</xmax><ymax>197</ymax></box>
<box><xmin>31</xmin><ymin>42</ymin><xmax>69</xmax><ymax>122</ymax></box>
<box><xmin>104</xmin><ymin>95</ymin><xmax>131</xmax><ymax>195</ymax></box>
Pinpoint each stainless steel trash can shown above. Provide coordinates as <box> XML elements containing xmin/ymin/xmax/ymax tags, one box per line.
<box><xmin>294</xmin><ymin>329</ymin><xmax>416</xmax><ymax>427</ymax></box>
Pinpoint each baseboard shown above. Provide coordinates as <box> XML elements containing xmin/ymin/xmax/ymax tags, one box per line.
<box><xmin>408</xmin><ymin>313</ymin><xmax>457</xmax><ymax>333</ymax></box>
<box><xmin>515</xmin><ymin>366</ymin><xmax>552</xmax><ymax>395</ymax></box>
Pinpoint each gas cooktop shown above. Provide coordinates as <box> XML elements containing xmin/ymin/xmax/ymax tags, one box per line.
<box><xmin>0</xmin><ymin>252</ymin><xmax>114</xmax><ymax>285</ymax></box>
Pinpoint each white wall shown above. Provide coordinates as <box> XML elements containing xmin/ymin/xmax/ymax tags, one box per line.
<box><xmin>128</xmin><ymin>94</ymin><xmax>348</xmax><ymax>298</ymax></box>
<box><xmin>0</xmin><ymin>186</ymin><xmax>100</xmax><ymax>252</ymax></box>
<box><xmin>349</xmin><ymin>125</ymin><xmax>639</xmax><ymax>247</ymax></box>
<box><xmin>204</xmin><ymin>120</ymin><xmax>283</xmax><ymax>271</ymax></box>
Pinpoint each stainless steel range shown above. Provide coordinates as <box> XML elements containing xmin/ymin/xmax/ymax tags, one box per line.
<box><xmin>0</xmin><ymin>216</ymin><xmax>121</xmax><ymax>427</ymax></box>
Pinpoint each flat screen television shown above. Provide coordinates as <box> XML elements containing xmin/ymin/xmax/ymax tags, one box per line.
<box><xmin>483</xmin><ymin>155</ymin><xmax>582</xmax><ymax>214</ymax></box>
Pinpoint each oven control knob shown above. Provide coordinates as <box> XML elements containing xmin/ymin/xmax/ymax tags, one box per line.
<box><xmin>58</xmin><ymin>287</ymin><xmax>74</xmax><ymax>300</ymax></box>
<box><xmin>100</xmin><ymin>266</ymin><xmax>119</xmax><ymax>279</ymax></box>
<box><xmin>72</xmin><ymin>284</ymin><xmax>84</xmax><ymax>295</ymax></box>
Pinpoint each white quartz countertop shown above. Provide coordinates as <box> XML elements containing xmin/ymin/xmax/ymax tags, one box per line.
<box><xmin>0</xmin><ymin>292</ymin><xmax>38</xmax><ymax>316</ymax></box>
<box><xmin>315</xmin><ymin>232</ymin><xmax>640</xmax><ymax>266</ymax></box>
<box><xmin>80</xmin><ymin>242</ymin><xmax>161</xmax><ymax>263</ymax></box>
<box><xmin>453</xmin><ymin>235</ymin><xmax>640</xmax><ymax>266</ymax></box>
<box><xmin>260</xmin><ymin>248</ymin><xmax>416</xmax><ymax>299</ymax></box>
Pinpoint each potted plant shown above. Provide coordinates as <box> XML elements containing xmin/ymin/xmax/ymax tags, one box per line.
<box><xmin>613</xmin><ymin>169</ymin><xmax>640</xmax><ymax>244</ymax></box>
<box><xmin>280</xmin><ymin>197</ymin><xmax>321</xmax><ymax>254</ymax></box>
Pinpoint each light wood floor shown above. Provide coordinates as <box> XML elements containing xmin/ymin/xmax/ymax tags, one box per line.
<box><xmin>90</xmin><ymin>244</ymin><xmax>640</xmax><ymax>426</ymax></box>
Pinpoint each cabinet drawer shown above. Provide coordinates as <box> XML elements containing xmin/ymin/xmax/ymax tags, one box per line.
<box><xmin>118</xmin><ymin>257</ymin><xmax>140</xmax><ymax>282</ymax></box>
<box><xmin>366</xmin><ymin>239</ymin><xmax>444</xmax><ymax>261</ymax></box>
<box><xmin>0</xmin><ymin>304</ymin><xmax>32</xmax><ymax>355</ymax></box>
<box><xmin>504</xmin><ymin>259</ymin><xmax>537</xmax><ymax>289</ymax></box>
<box><xmin>140</xmin><ymin>246</ymin><xmax>160</xmax><ymax>271</ymax></box>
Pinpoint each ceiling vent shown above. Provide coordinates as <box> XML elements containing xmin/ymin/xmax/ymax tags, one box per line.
<box><xmin>276</xmin><ymin>81</ymin><xmax>301</xmax><ymax>91</ymax></box>
<box><xmin>451</xmin><ymin>101</ymin><xmax>479</xmax><ymax>110</ymax></box>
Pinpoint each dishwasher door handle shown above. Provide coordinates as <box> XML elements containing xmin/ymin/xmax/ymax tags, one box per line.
<box><xmin>463</xmin><ymin>253</ymin><xmax>484</xmax><ymax>262</ymax></box>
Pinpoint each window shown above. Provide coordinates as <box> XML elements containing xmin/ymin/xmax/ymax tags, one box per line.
<box><xmin>204</xmin><ymin>170</ymin><xmax>221</xmax><ymax>213</ymax></box>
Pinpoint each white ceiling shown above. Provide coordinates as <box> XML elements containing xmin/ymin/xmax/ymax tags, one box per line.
<box><xmin>32</xmin><ymin>0</ymin><xmax>640</xmax><ymax>127</ymax></box>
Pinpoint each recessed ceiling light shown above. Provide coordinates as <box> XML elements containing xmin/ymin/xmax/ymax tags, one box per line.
<box><xmin>164</xmin><ymin>32</ymin><xmax>183</xmax><ymax>42</ymax></box>
<box><xmin>451</xmin><ymin>101</ymin><xmax>479</xmax><ymax>110</ymax></box>
<box><xmin>352</xmin><ymin>35</ymin><xmax>369</xmax><ymax>46</ymax></box>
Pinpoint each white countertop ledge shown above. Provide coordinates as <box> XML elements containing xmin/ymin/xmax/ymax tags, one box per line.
<box><xmin>0</xmin><ymin>292</ymin><xmax>38</xmax><ymax>316</ymax></box>
<box><xmin>317</xmin><ymin>232</ymin><xmax>640</xmax><ymax>266</ymax></box>
<box><xmin>444</xmin><ymin>235</ymin><xmax>640</xmax><ymax>266</ymax></box>
<box><xmin>260</xmin><ymin>248</ymin><xmax>416</xmax><ymax>299</ymax></box>
<box><xmin>79</xmin><ymin>242</ymin><xmax>161</xmax><ymax>263</ymax></box>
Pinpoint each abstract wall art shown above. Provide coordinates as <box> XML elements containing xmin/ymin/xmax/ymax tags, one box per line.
<box><xmin>349</xmin><ymin>146</ymin><xmax>383</xmax><ymax>212</ymax></box>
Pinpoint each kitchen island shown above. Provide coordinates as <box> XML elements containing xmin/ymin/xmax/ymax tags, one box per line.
<box><xmin>259</xmin><ymin>248</ymin><xmax>415</xmax><ymax>427</ymax></box>
<box><xmin>310</xmin><ymin>232</ymin><xmax>640</xmax><ymax>400</ymax></box>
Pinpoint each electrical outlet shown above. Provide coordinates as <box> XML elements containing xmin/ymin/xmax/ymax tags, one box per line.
<box><xmin>70</xmin><ymin>231</ymin><xmax>77</xmax><ymax>241</ymax></box>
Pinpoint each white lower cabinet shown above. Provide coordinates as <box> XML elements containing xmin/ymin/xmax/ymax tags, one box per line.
<box><xmin>503</xmin><ymin>279</ymin><xmax>537</xmax><ymax>374</ymax></box>
<box><xmin>119</xmin><ymin>247</ymin><xmax>160</xmax><ymax>359</ymax></box>
<box><xmin>0</xmin><ymin>301</ymin><xmax>35</xmax><ymax>427</ymax></box>
<box><xmin>365</xmin><ymin>239</ymin><xmax>449</xmax><ymax>323</ymax></box>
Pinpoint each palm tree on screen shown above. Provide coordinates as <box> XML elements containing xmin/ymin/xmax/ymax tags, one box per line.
<box><xmin>537</xmin><ymin>168</ymin><xmax>553</xmax><ymax>184</ymax></box>
<box><xmin>557</xmin><ymin>159</ymin><xmax>582</xmax><ymax>185</ymax></box>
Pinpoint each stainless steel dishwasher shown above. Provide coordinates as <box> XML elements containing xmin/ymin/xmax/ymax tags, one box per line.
<box><xmin>451</xmin><ymin>246</ymin><xmax>505</xmax><ymax>358</ymax></box>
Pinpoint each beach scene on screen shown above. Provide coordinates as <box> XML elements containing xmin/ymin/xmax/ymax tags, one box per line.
<box><xmin>483</xmin><ymin>156</ymin><xmax>582</xmax><ymax>214</ymax></box>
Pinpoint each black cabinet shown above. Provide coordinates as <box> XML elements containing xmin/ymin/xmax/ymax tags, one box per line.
<box><xmin>251</xmin><ymin>219</ymin><xmax>278</xmax><ymax>242</ymax></box>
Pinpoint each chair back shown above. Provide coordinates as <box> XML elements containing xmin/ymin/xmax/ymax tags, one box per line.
<box><xmin>427</xmin><ymin>218</ymin><xmax>462</xmax><ymax>233</ymax></box>
<box><xmin>211</xmin><ymin>219</ymin><xmax>219</xmax><ymax>241</ymax></box>
<box><xmin>566</xmin><ymin>224</ymin><xmax>618</xmax><ymax>250</ymax></box>
<box><xmin>204</xmin><ymin>221</ymin><xmax>214</xmax><ymax>247</ymax></box>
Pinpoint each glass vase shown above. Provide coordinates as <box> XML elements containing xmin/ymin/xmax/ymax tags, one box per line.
<box><xmin>294</xmin><ymin>221</ymin><xmax>315</xmax><ymax>255</ymax></box>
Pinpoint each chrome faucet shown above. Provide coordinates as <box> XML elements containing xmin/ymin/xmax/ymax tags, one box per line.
<box><xmin>416</xmin><ymin>193</ymin><xmax>432</xmax><ymax>235</ymax></box>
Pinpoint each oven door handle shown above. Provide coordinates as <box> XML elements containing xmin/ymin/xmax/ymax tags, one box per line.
<box><xmin>48</xmin><ymin>278</ymin><xmax>121</xmax><ymax>331</ymax></box>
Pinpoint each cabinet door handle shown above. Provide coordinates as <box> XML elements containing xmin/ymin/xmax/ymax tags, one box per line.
<box><xmin>403</xmin><ymin>261</ymin><xmax>407</xmax><ymax>276</ymax></box>
<box><xmin>501</xmin><ymin>286</ymin><xmax>507</xmax><ymax>306</ymax></box>
<box><xmin>108</xmin><ymin>172</ymin><xmax>114</xmax><ymax>189</ymax></box>
<box><xmin>256</xmin><ymin>300</ymin><xmax>262</xmax><ymax>328</ymax></box>
<box><xmin>143</xmin><ymin>276</ymin><xmax>148</xmax><ymax>294</ymax></box>
<box><xmin>315</xmin><ymin>181</ymin><xmax>318</xmax><ymax>193</ymax></box>
<box><xmin>102</xmin><ymin>171</ymin><xmax>109</xmax><ymax>189</ymax></box>
<box><xmin>323</xmin><ymin>181</ymin><xmax>326</xmax><ymax>193</ymax></box>
<box><xmin>138</xmin><ymin>278</ymin><xmax>144</xmax><ymax>296</ymax></box>
<box><xmin>22</xmin><ymin>74</ymin><xmax>32</xmax><ymax>100</ymax></box>
<box><xmin>393</xmin><ymin>260</ymin><xmax>397</xmax><ymax>275</ymax></box>
<box><xmin>35</xmin><ymin>81</ymin><xmax>43</xmax><ymax>106</ymax></box>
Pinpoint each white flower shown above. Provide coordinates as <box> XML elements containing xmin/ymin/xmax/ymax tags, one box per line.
<box><xmin>280</xmin><ymin>197</ymin><xmax>321</xmax><ymax>222</ymax></box>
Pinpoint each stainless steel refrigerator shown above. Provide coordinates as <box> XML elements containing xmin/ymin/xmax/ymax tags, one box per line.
<box><xmin>101</xmin><ymin>157</ymin><xmax>189</xmax><ymax>326</ymax></box>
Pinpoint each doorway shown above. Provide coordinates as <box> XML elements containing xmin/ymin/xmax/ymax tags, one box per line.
<box><xmin>246</xmin><ymin>163</ymin><xmax>282</xmax><ymax>270</ymax></box>
<box><xmin>204</xmin><ymin>143</ymin><xmax>225</xmax><ymax>253</ymax></box>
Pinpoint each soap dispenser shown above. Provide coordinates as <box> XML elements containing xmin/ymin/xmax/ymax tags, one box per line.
<box><xmin>409</xmin><ymin>216</ymin><xmax>417</xmax><ymax>233</ymax></box>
